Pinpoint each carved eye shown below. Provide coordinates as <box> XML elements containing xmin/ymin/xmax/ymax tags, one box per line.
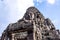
<box><xmin>25</xmin><ymin>14</ymin><xmax>30</xmax><ymax>20</ymax></box>
<box><xmin>37</xmin><ymin>15</ymin><xmax>39</xmax><ymax>18</ymax></box>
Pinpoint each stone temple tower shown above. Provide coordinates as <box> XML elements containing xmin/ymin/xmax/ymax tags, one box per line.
<box><xmin>1</xmin><ymin>7</ymin><xmax>60</xmax><ymax>40</ymax></box>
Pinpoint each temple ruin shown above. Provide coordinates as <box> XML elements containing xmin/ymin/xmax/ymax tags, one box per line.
<box><xmin>1</xmin><ymin>7</ymin><xmax>60</xmax><ymax>40</ymax></box>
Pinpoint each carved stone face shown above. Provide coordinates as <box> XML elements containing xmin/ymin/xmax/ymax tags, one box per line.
<box><xmin>12</xmin><ymin>31</ymin><xmax>28</xmax><ymax>40</ymax></box>
<box><xmin>15</xmin><ymin>31</ymin><xmax>28</xmax><ymax>39</ymax></box>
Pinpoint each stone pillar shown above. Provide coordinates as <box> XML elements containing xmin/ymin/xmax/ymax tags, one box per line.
<box><xmin>12</xmin><ymin>34</ymin><xmax>15</xmax><ymax>40</ymax></box>
<box><xmin>33</xmin><ymin>21</ymin><xmax>36</xmax><ymax>40</ymax></box>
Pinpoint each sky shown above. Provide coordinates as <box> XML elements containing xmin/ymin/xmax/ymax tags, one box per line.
<box><xmin>0</xmin><ymin>0</ymin><xmax>60</xmax><ymax>36</ymax></box>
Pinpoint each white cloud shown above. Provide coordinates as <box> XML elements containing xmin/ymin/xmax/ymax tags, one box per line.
<box><xmin>4</xmin><ymin>0</ymin><xmax>34</xmax><ymax>23</ymax></box>
<box><xmin>17</xmin><ymin>0</ymin><xmax>34</xmax><ymax>13</ymax></box>
<box><xmin>47</xmin><ymin>0</ymin><xmax>56</xmax><ymax>4</ymax></box>
<box><xmin>37</xmin><ymin>0</ymin><xmax>43</xmax><ymax>3</ymax></box>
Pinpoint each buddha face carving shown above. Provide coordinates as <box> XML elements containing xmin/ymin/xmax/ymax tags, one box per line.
<box><xmin>13</xmin><ymin>31</ymin><xmax>28</xmax><ymax>40</ymax></box>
